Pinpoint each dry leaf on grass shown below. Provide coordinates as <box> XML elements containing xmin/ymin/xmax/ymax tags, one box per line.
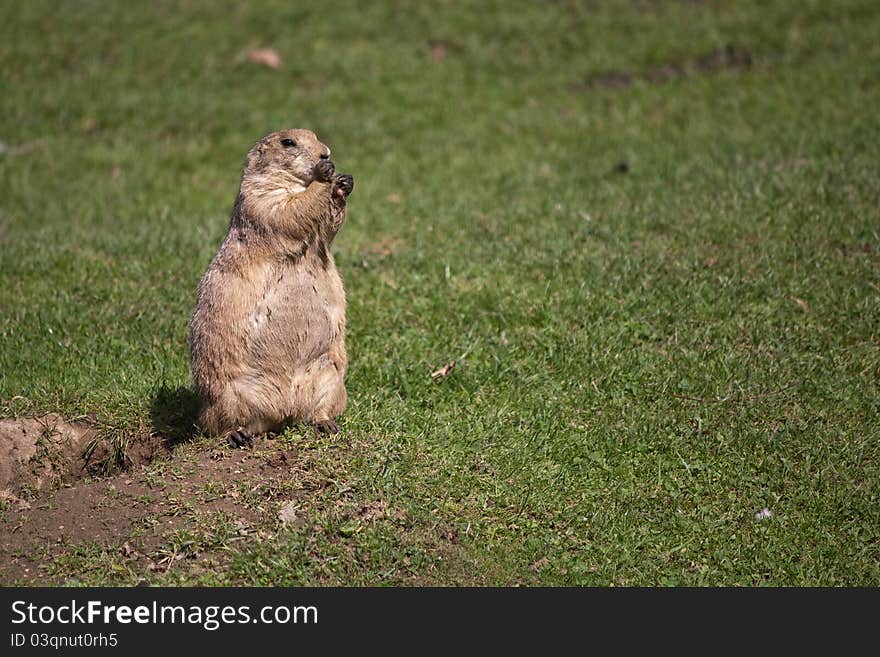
<box><xmin>247</xmin><ymin>48</ymin><xmax>281</xmax><ymax>69</ymax></box>
<box><xmin>789</xmin><ymin>295</ymin><xmax>809</xmax><ymax>311</ymax></box>
<box><xmin>430</xmin><ymin>360</ymin><xmax>456</xmax><ymax>380</ymax></box>
<box><xmin>277</xmin><ymin>501</ymin><xmax>299</xmax><ymax>525</ymax></box>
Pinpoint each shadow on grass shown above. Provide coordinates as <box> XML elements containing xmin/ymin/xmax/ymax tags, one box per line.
<box><xmin>150</xmin><ymin>385</ymin><xmax>201</xmax><ymax>448</ymax></box>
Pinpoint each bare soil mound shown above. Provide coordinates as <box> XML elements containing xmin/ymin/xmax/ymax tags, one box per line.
<box><xmin>0</xmin><ymin>414</ymin><xmax>162</xmax><ymax>504</ymax></box>
<box><xmin>0</xmin><ymin>436</ymin><xmax>312</xmax><ymax>584</ymax></box>
<box><xmin>0</xmin><ymin>414</ymin><xmax>98</xmax><ymax>495</ymax></box>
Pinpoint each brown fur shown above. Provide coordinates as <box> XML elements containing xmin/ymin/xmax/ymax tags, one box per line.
<box><xmin>189</xmin><ymin>129</ymin><xmax>352</xmax><ymax>438</ymax></box>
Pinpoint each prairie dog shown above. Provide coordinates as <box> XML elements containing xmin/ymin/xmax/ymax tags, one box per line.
<box><xmin>189</xmin><ymin>129</ymin><xmax>354</xmax><ymax>446</ymax></box>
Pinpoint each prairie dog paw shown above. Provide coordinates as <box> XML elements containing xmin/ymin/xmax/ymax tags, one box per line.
<box><xmin>315</xmin><ymin>419</ymin><xmax>341</xmax><ymax>435</ymax></box>
<box><xmin>333</xmin><ymin>174</ymin><xmax>354</xmax><ymax>198</ymax></box>
<box><xmin>227</xmin><ymin>429</ymin><xmax>254</xmax><ymax>449</ymax></box>
<box><xmin>314</xmin><ymin>158</ymin><xmax>336</xmax><ymax>182</ymax></box>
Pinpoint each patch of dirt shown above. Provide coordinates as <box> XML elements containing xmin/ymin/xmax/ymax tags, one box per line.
<box><xmin>0</xmin><ymin>437</ymin><xmax>312</xmax><ymax>583</ymax></box>
<box><xmin>1</xmin><ymin>415</ymin><xmax>96</xmax><ymax>497</ymax></box>
<box><xmin>0</xmin><ymin>414</ymin><xmax>165</xmax><ymax>503</ymax></box>
<box><xmin>576</xmin><ymin>44</ymin><xmax>753</xmax><ymax>91</ymax></box>
<box><xmin>0</xmin><ymin>427</ymin><xmax>512</xmax><ymax>585</ymax></box>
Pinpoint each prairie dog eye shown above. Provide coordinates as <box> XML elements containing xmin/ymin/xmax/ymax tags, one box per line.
<box><xmin>280</xmin><ymin>138</ymin><xmax>296</xmax><ymax>148</ymax></box>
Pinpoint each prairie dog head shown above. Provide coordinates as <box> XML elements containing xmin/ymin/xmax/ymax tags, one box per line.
<box><xmin>241</xmin><ymin>129</ymin><xmax>331</xmax><ymax>197</ymax></box>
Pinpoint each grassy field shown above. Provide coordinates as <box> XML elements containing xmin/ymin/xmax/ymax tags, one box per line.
<box><xmin>1</xmin><ymin>0</ymin><xmax>878</xmax><ymax>585</ymax></box>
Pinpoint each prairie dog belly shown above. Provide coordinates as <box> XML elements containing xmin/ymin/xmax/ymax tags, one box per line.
<box><xmin>246</xmin><ymin>257</ymin><xmax>344</xmax><ymax>371</ymax></box>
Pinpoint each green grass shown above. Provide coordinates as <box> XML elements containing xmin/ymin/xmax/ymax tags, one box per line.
<box><xmin>1</xmin><ymin>0</ymin><xmax>878</xmax><ymax>585</ymax></box>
